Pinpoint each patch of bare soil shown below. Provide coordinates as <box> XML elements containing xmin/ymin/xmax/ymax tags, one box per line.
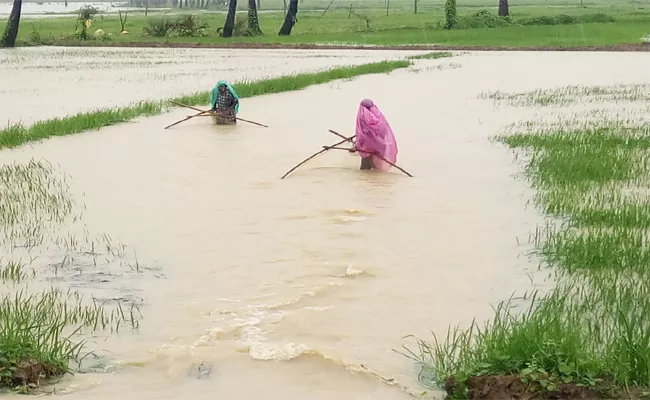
<box><xmin>43</xmin><ymin>41</ymin><xmax>650</xmax><ymax>52</ymax></box>
<box><xmin>10</xmin><ymin>359</ymin><xmax>57</xmax><ymax>387</ymax></box>
<box><xmin>445</xmin><ymin>375</ymin><xmax>649</xmax><ymax>400</ymax></box>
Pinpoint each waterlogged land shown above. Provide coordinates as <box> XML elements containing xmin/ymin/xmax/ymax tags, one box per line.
<box><xmin>411</xmin><ymin>60</ymin><xmax>650</xmax><ymax>398</ymax></box>
<box><xmin>0</xmin><ymin>47</ymin><xmax>423</xmax><ymax>126</ymax></box>
<box><xmin>1</xmin><ymin>50</ymin><xmax>650</xmax><ymax>400</ymax></box>
<box><xmin>0</xmin><ymin>54</ymin><xmax>436</xmax><ymax>148</ymax></box>
<box><xmin>0</xmin><ymin>50</ymin><xmax>461</xmax><ymax>395</ymax></box>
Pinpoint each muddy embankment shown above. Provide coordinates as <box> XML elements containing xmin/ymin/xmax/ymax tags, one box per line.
<box><xmin>41</xmin><ymin>41</ymin><xmax>650</xmax><ymax>52</ymax></box>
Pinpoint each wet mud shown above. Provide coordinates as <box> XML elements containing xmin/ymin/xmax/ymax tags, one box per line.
<box><xmin>45</xmin><ymin>41</ymin><xmax>650</xmax><ymax>52</ymax></box>
<box><xmin>11</xmin><ymin>359</ymin><xmax>57</xmax><ymax>388</ymax></box>
<box><xmin>446</xmin><ymin>375</ymin><xmax>649</xmax><ymax>400</ymax></box>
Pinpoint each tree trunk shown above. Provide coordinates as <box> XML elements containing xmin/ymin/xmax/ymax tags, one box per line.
<box><xmin>278</xmin><ymin>0</ymin><xmax>297</xmax><ymax>35</ymax></box>
<box><xmin>222</xmin><ymin>0</ymin><xmax>237</xmax><ymax>37</ymax></box>
<box><xmin>498</xmin><ymin>0</ymin><xmax>508</xmax><ymax>17</ymax></box>
<box><xmin>247</xmin><ymin>0</ymin><xmax>262</xmax><ymax>35</ymax></box>
<box><xmin>1</xmin><ymin>0</ymin><xmax>22</xmax><ymax>48</ymax></box>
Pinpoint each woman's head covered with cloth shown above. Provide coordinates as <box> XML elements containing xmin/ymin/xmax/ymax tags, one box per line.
<box><xmin>354</xmin><ymin>98</ymin><xmax>398</xmax><ymax>171</ymax></box>
<box><xmin>210</xmin><ymin>80</ymin><xmax>240</xmax><ymax>113</ymax></box>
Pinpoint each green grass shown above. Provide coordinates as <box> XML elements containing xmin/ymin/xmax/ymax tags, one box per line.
<box><xmin>0</xmin><ymin>287</ymin><xmax>139</xmax><ymax>389</ymax></box>
<box><xmin>0</xmin><ymin>261</ymin><xmax>32</xmax><ymax>283</ymax></box>
<box><xmin>405</xmin><ymin>114</ymin><xmax>650</xmax><ymax>398</ymax></box>
<box><xmin>6</xmin><ymin>2</ymin><xmax>650</xmax><ymax>48</ymax></box>
<box><xmin>0</xmin><ymin>59</ymin><xmax>411</xmax><ymax>149</ymax></box>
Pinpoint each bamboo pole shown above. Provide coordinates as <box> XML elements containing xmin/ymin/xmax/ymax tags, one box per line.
<box><xmin>281</xmin><ymin>135</ymin><xmax>356</xmax><ymax>179</ymax></box>
<box><xmin>164</xmin><ymin>110</ymin><xmax>212</xmax><ymax>129</ymax></box>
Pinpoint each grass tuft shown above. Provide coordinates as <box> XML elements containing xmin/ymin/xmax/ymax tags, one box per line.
<box><xmin>0</xmin><ymin>288</ymin><xmax>139</xmax><ymax>388</ymax></box>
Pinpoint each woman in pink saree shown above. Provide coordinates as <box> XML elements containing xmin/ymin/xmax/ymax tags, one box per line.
<box><xmin>349</xmin><ymin>98</ymin><xmax>398</xmax><ymax>171</ymax></box>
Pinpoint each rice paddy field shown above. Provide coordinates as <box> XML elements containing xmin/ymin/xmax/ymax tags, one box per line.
<box><xmin>2</xmin><ymin>46</ymin><xmax>650</xmax><ymax>400</ymax></box>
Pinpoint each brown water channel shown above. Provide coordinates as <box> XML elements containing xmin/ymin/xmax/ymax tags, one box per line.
<box><xmin>3</xmin><ymin>50</ymin><xmax>648</xmax><ymax>399</ymax></box>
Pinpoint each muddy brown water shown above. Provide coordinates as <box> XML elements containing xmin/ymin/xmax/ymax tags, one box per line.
<box><xmin>2</xmin><ymin>50</ymin><xmax>650</xmax><ymax>399</ymax></box>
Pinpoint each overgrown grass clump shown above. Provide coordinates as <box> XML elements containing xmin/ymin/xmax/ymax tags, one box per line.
<box><xmin>0</xmin><ymin>287</ymin><xmax>138</xmax><ymax>388</ymax></box>
<box><xmin>408</xmin><ymin>121</ymin><xmax>650</xmax><ymax>398</ymax></box>
<box><xmin>0</xmin><ymin>60</ymin><xmax>411</xmax><ymax>150</ymax></box>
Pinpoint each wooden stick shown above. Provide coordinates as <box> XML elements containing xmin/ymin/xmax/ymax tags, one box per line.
<box><xmin>235</xmin><ymin>117</ymin><xmax>269</xmax><ymax>128</ymax></box>
<box><xmin>281</xmin><ymin>135</ymin><xmax>356</xmax><ymax>179</ymax></box>
<box><xmin>171</xmin><ymin>100</ymin><xmax>268</xmax><ymax>128</ymax></box>
<box><xmin>329</xmin><ymin>129</ymin><xmax>355</xmax><ymax>144</ymax></box>
<box><xmin>328</xmin><ymin>129</ymin><xmax>414</xmax><ymax>177</ymax></box>
<box><xmin>164</xmin><ymin>109</ymin><xmax>212</xmax><ymax>129</ymax></box>
<box><xmin>323</xmin><ymin>146</ymin><xmax>354</xmax><ymax>151</ymax></box>
<box><xmin>170</xmin><ymin>100</ymin><xmax>205</xmax><ymax>113</ymax></box>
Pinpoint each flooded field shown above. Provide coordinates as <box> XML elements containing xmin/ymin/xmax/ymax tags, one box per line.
<box><xmin>0</xmin><ymin>1</ymin><xmax>138</xmax><ymax>17</ymax></box>
<box><xmin>2</xmin><ymin>50</ymin><xmax>650</xmax><ymax>399</ymax></box>
<box><xmin>0</xmin><ymin>47</ymin><xmax>423</xmax><ymax>125</ymax></box>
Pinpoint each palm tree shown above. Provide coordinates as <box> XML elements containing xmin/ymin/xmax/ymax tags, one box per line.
<box><xmin>247</xmin><ymin>0</ymin><xmax>262</xmax><ymax>35</ymax></box>
<box><xmin>1</xmin><ymin>0</ymin><xmax>23</xmax><ymax>48</ymax></box>
<box><xmin>222</xmin><ymin>0</ymin><xmax>237</xmax><ymax>37</ymax></box>
<box><xmin>278</xmin><ymin>0</ymin><xmax>297</xmax><ymax>35</ymax></box>
<box><xmin>498</xmin><ymin>0</ymin><xmax>508</xmax><ymax>17</ymax></box>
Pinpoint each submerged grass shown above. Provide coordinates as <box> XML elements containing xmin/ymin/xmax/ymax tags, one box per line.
<box><xmin>407</xmin><ymin>51</ymin><xmax>454</xmax><ymax>60</ymax></box>
<box><xmin>408</xmin><ymin>114</ymin><xmax>650</xmax><ymax>398</ymax></box>
<box><xmin>0</xmin><ymin>60</ymin><xmax>411</xmax><ymax>150</ymax></box>
<box><xmin>482</xmin><ymin>84</ymin><xmax>650</xmax><ymax>107</ymax></box>
<box><xmin>0</xmin><ymin>159</ymin><xmax>144</xmax><ymax>390</ymax></box>
<box><xmin>0</xmin><ymin>160</ymin><xmax>74</xmax><ymax>246</ymax></box>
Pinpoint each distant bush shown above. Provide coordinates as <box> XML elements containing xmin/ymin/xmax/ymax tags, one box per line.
<box><xmin>143</xmin><ymin>16</ymin><xmax>175</xmax><ymax>37</ymax></box>
<box><xmin>143</xmin><ymin>14</ymin><xmax>207</xmax><ymax>37</ymax></box>
<box><xmin>456</xmin><ymin>9</ymin><xmax>513</xmax><ymax>29</ymax></box>
<box><xmin>174</xmin><ymin>14</ymin><xmax>208</xmax><ymax>37</ymax></box>
<box><xmin>519</xmin><ymin>13</ymin><xmax>615</xmax><ymax>26</ymax></box>
<box><xmin>451</xmin><ymin>10</ymin><xmax>615</xmax><ymax>30</ymax></box>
